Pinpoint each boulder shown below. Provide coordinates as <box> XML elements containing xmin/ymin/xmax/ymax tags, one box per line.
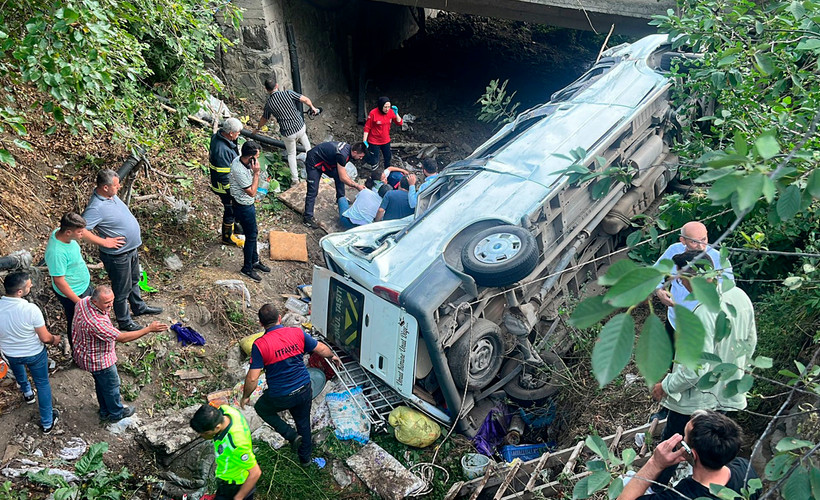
<box><xmin>346</xmin><ymin>442</ymin><xmax>424</xmax><ymax>499</ymax></box>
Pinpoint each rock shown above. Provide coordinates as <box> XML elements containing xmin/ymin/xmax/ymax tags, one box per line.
<box><xmin>345</xmin><ymin>442</ymin><xmax>425</xmax><ymax>499</ymax></box>
<box><xmin>331</xmin><ymin>459</ymin><xmax>355</xmax><ymax>489</ymax></box>
<box><xmin>155</xmin><ymin>439</ymin><xmax>214</xmax><ymax>499</ymax></box>
<box><xmin>136</xmin><ymin>406</ymin><xmax>199</xmax><ymax>464</ymax></box>
<box><xmin>251</xmin><ymin>426</ymin><xmax>286</xmax><ymax>450</ymax></box>
<box><xmin>164</xmin><ymin>254</ymin><xmax>183</xmax><ymax>271</ymax></box>
<box><xmin>224</xmin><ymin>345</ymin><xmax>247</xmax><ymax>384</ymax></box>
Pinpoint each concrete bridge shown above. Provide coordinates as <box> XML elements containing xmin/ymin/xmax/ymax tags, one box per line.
<box><xmin>375</xmin><ymin>0</ymin><xmax>676</xmax><ymax>34</ymax></box>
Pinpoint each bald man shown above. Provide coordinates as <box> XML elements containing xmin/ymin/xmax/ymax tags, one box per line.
<box><xmin>654</xmin><ymin>221</ymin><xmax>734</xmax><ymax>332</ymax></box>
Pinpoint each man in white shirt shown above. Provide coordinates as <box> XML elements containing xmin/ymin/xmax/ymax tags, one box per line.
<box><xmin>0</xmin><ymin>272</ymin><xmax>62</xmax><ymax>433</ymax></box>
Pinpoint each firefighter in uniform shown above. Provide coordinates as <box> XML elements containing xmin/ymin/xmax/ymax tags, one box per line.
<box><xmin>209</xmin><ymin>117</ymin><xmax>245</xmax><ymax>247</ymax></box>
<box><xmin>190</xmin><ymin>403</ymin><xmax>261</xmax><ymax>500</ymax></box>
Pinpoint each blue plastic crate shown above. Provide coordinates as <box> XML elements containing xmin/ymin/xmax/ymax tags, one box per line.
<box><xmin>500</xmin><ymin>443</ymin><xmax>549</xmax><ymax>462</ymax></box>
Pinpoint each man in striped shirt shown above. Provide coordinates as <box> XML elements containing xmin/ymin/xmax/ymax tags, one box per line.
<box><xmin>73</xmin><ymin>285</ymin><xmax>168</xmax><ymax>422</ymax></box>
<box><xmin>255</xmin><ymin>77</ymin><xmax>320</xmax><ymax>185</ymax></box>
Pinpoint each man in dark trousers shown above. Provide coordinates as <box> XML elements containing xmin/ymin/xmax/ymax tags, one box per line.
<box><xmin>302</xmin><ymin>141</ymin><xmax>366</xmax><ymax>228</ymax></box>
<box><xmin>618</xmin><ymin>410</ymin><xmax>759</xmax><ymax>500</ymax></box>
<box><xmin>209</xmin><ymin>117</ymin><xmax>244</xmax><ymax>247</ymax></box>
<box><xmin>240</xmin><ymin>303</ymin><xmax>341</xmax><ymax>465</ymax></box>
<box><xmin>82</xmin><ymin>169</ymin><xmax>162</xmax><ymax>331</ymax></box>
<box><xmin>229</xmin><ymin>140</ymin><xmax>270</xmax><ymax>283</ymax></box>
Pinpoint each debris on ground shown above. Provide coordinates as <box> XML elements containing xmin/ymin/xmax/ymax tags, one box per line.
<box><xmin>2</xmin><ymin>460</ymin><xmax>80</xmax><ymax>483</ymax></box>
<box><xmin>107</xmin><ymin>415</ymin><xmax>140</xmax><ymax>435</ymax></box>
<box><xmin>215</xmin><ymin>279</ymin><xmax>252</xmax><ymax>308</ymax></box>
<box><xmin>346</xmin><ymin>442</ymin><xmax>425</xmax><ymax>500</ymax></box>
<box><xmin>164</xmin><ymin>254</ymin><xmax>184</xmax><ymax>271</ymax></box>
<box><xmin>57</xmin><ymin>437</ymin><xmax>88</xmax><ymax>460</ymax></box>
<box><xmin>268</xmin><ymin>231</ymin><xmax>308</xmax><ymax>263</ymax></box>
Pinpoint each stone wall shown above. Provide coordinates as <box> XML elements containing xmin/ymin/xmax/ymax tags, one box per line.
<box><xmin>215</xmin><ymin>0</ymin><xmax>424</xmax><ymax>104</ymax></box>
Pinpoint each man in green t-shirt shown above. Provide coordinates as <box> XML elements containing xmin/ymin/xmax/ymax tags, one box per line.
<box><xmin>190</xmin><ymin>404</ymin><xmax>261</xmax><ymax>500</ymax></box>
<box><xmin>44</xmin><ymin>212</ymin><xmax>93</xmax><ymax>350</ymax></box>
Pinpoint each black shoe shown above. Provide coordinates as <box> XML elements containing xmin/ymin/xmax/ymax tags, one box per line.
<box><xmin>24</xmin><ymin>392</ymin><xmax>36</xmax><ymax>405</ymax></box>
<box><xmin>118</xmin><ymin>321</ymin><xmax>143</xmax><ymax>332</ymax></box>
<box><xmin>133</xmin><ymin>305</ymin><xmax>163</xmax><ymax>316</ymax></box>
<box><xmin>253</xmin><ymin>261</ymin><xmax>271</xmax><ymax>273</ymax></box>
<box><xmin>303</xmin><ymin>216</ymin><xmax>319</xmax><ymax>229</ymax></box>
<box><xmin>291</xmin><ymin>435</ymin><xmax>302</xmax><ymax>454</ymax></box>
<box><xmin>42</xmin><ymin>409</ymin><xmax>60</xmax><ymax>434</ymax></box>
<box><xmin>241</xmin><ymin>269</ymin><xmax>262</xmax><ymax>282</ymax></box>
<box><xmin>109</xmin><ymin>406</ymin><xmax>136</xmax><ymax>423</ymax></box>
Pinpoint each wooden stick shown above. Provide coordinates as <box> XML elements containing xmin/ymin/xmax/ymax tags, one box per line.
<box><xmin>595</xmin><ymin>24</ymin><xmax>616</xmax><ymax>64</ymax></box>
<box><xmin>469</xmin><ymin>464</ymin><xmax>496</xmax><ymax>500</ymax></box>
<box><xmin>562</xmin><ymin>441</ymin><xmax>585</xmax><ymax>477</ymax></box>
<box><xmin>132</xmin><ymin>193</ymin><xmax>161</xmax><ymax>202</ymax></box>
<box><xmin>609</xmin><ymin>426</ymin><xmax>624</xmax><ymax>453</ymax></box>
<box><xmin>493</xmin><ymin>461</ymin><xmax>521</xmax><ymax>500</ymax></box>
<box><xmin>641</xmin><ymin>418</ymin><xmax>660</xmax><ymax>456</ymax></box>
<box><xmin>148</xmin><ymin>165</ymin><xmax>187</xmax><ymax>180</ymax></box>
<box><xmin>525</xmin><ymin>452</ymin><xmax>550</xmax><ymax>491</ymax></box>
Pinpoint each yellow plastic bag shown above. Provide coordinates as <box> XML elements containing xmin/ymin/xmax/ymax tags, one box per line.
<box><xmin>239</xmin><ymin>332</ymin><xmax>264</xmax><ymax>356</ymax></box>
<box><xmin>388</xmin><ymin>406</ymin><xmax>441</xmax><ymax>448</ymax></box>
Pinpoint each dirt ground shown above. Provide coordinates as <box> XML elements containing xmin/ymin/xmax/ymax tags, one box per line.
<box><xmin>0</xmin><ymin>13</ymin><xmax>648</xmax><ymax>498</ymax></box>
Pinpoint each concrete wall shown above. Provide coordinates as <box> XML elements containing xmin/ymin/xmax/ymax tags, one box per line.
<box><xmin>215</xmin><ymin>0</ymin><xmax>423</xmax><ymax>103</ymax></box>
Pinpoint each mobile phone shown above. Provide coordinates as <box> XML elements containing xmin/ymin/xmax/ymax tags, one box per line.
<box><xmin>679</xmin><ymin>441</ymin><xmax>695</xmax><ymax>465</ymax></box>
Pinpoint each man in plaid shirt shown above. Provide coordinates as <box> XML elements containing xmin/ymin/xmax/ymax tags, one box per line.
<box><xmin>73</xmin><ymin>285</ymin><xmax>168</xmax><ymax>422</ymax></box>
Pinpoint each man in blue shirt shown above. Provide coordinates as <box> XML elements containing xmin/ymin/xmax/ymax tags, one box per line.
<box><xmin>408</xmin><ymin>158</ymin><xmax>439</xmax><ymax>209</ymax></box>
<box><xmin>82</xmin><ymin>169</ymin><xmax>162</xmax><ymax>331</ymax></box>
<box><xmin>375</xmin><ymin>174</ymin><xmax>416</xmax><ymax>222</ymax></box>
<box><xmin>240</xmin><ymin>303</ymin><xmax>340</xmax><ymax>465</ymax></box>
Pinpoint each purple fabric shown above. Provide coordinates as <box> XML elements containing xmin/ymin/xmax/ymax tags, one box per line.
<box><xmin>472</xmin><ymin>403</ymin><xmax>511</xmax><ymax>456</ymax></box>
<box><xmin>171</xmin><ymin>322</ymin><xmax>206</xmax><ymax>346</ymax></box>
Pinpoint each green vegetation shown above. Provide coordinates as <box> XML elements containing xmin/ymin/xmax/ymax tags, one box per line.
<box><xmin>475</xmin><ymin>79</ymin><xmax>520</xmax><ymax>126</ymax></box>
<box><xmin>0</xmin><ymin>0</ymin><xmax>242</xmax><ymax>165</ymax></box>
<box><xmin>564</xmin><ymin>0</ymin><xmax>820</xmax><ymax>497</ymax></box>
<box><xmin>27</xmin><ymin>442</ymin><xmax>132</xmax><ymax>499</ymax></box>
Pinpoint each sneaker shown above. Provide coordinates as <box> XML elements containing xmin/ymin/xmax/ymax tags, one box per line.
<box><xmin>303</xmin><ymin>216</ymin><xmax>319</xmax><ymax>229</ymax></box>
<box><xmin>230</xmin><ymin>234</ymin><xmax>246</xmax><ymax>248</ymax></box>
<box><xmin>42</xmin><ymin>409</ymin><xmax>60</xmax><ymax>434</ymax></box>
<box><xmin>241</xmin><ymin>269</ymin><xmax>263</xmax><ymax>282</ymax></box>
<box><xmin>109</xmin><ymin>406</ymin><xmax>136</xmax><ymax>423</ymax></box>
<box><xmin>253</xmin><ymin>261</ymin><xmax>271</xmax><ymax>273</ymax></box>
<box><xmin>24</xmin><ymin>392</ymin><xmax>36</xmax><ymax>405</ymax></box>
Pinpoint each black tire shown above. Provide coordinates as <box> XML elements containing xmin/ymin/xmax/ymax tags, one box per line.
<box><xmin>461</xmin><ymin>225</ymin><xmax>539</xmax><ymax>287</ymax></box>
<box><xmin>501</xmin><ymin>350</ymin><xmax>567</xmax><ymax>407</ymax></box>
<box><xmin>448</xmin><ymin>319</ymin><xmax>504</xmax><ymax>391</ymax></box>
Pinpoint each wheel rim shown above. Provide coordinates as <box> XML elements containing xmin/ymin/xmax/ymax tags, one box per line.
<box><xmin>473</xmin><ymin>233</ymin><xmax>522</xmax><ymax>263</ymax></box>
<box><xmin>470</xmin><ymin>338</ymin><xmax>496</xmax><ymax>375</ymax></box>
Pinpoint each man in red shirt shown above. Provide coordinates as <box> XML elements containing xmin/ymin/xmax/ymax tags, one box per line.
<box><xmin>73</xmin><ymin>285</ymin><xmax>168</xmax><ymax>422</ymax></box>
<box><xmin>240</xmin><ymin>303</ymin><xmax>341</xmax><ymax>465</ymax></box>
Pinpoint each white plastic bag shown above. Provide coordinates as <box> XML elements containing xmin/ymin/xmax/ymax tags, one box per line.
<box><xmin>326</xmin><ymin>387</ymin><xmax>370</xmax><ymax>444</ymax></box>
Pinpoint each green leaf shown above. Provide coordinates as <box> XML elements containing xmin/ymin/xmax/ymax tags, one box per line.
<box><xmin>782</xmin><ymin>466</ymin><xmax>811</xmax><ymax>500</ymax></box>
<box><xmin>736</xmin><ymin>373</ymin><xmax>754</xmax><ymax>393</ymax></box>
<box><xmin>607</xmin><ymin>479</ymin><xmax>624</xmax><ymax>499</ymax></box>
<box><xmin>573</xmin><ymin>476</ymin><xmax>591</xmax><ymax>499</ymax></box>
<box><xmin>714</xmin><ymin>311</ymin><xmax>732</xmax><ymax>342</ymax></box>
<box><xmin>700</xmin><ymin>352</ymin><xmax>722</xmax><ymax>363</ymax></box>
<box><xmin>763</xmin><ymin>453</ymin><xmax>797</xmax><ymax>481</ymax></box>
<box><xmin>586</xmin><ymin>459</ymin><xmax>607</xmax><ymax>471</ymax></box>
<box><xmin>807</xmin><ymin>169</ymin><xmax>820</xmax><ymax>198</ymax></box>
<box><xmin>796</xmin><ymin>38</ymin><xmax>820</xmax><ymax>50</ymax></box>
<box><xmin>709</xmin><ymin>484</ymin><xmax>742</xmax><ymax>499</ymax></box>
<box><xmin>635</xmin><ymin>315</ymin><xmax>672</xmax><ymax>386</ymax></box>
<box><xmin>775</xmin><ymin>437</ymin><xmax>814</xmax><ymax>452</ymax></box>
<box><xmin>694</xmin><ymin>167</ymin><xmax>737</xmax><ymax>183</ymax></box>
<box><xmin>754</xmin><ymin>131</ymin><xmax>780</xmax><ymax>159</ymax></box>
<box><xmin>762</xmin><ymin>176</ymin><xmax>776</xmax><ymax>203</ymax></box>
<box><xmin>591</xmin><ymin>313</ymin><xmax>635</xmax><ymax>387</ymax></box>
<box><xmin>809</xmin><ymin>466</ymin><xmax>820</xmax><ymax>500</ymax></box>
<box><xmin>708</xmin><ymin>175</ymin><xmax>739</xmax><ymax>203</ymax></box>
<box><xmin>690</xmin><ymin>277</ymin><xmax>720</xmax><ymax>313</ymax></box>
<box><xmin>586</xmin><ymin>470</ymin><xmax>612</xmax><ymax>495</ymax></box>
<box><xmin>672</xmin><ymin>306</ymin><xmax>706</xmax><ymax>369</ymax></box>
<box><xmin>591</xmin><ymin>178</ymin><xmax>612</xmax><ymax>200</ymax></box>
<box><xmin>752</xmin><ymin>356</ymin><xmax>773</xmax><ymax>369</ymax></box>
<box><xmin>598</xmin><ymin>259</ymin><xmax>638</xmax><ymax>286</ymax></box>
<box><xmin>604</xmin><ymin>268</ymin><xmax>664</xmax><ymax>307</ymax></box>
<box><xmin>753</xmin><ymin>52</ymin><xmax>776</xmax><ymax>76</ymax></box>
<box><xmin>27</xmin><ymin>469</ymin><xmax>68</xmax><ymax>488</ymax></box>
<box><xmin>76</xmin><ymin>441</ymin><xmax>108</xmax><ymax>476</ymax></box>
<box><xmin>622</xmin><ymin>447</ymin><xmax>636</xmax><ymax>466</ymax></box>
<box><xmin>569</xmin><ymin>296</ymin><xmax>616</xmax><ymax>329</ymax></box>
<box><xmin>13</xmin><ymin>139</ymin><xmax>32</xmax><ymax>151</ymax></box>
<box><xmin>586</xmin><ymin>435</ymin><xmax>609</xmax><ymax>459</ymax></box>
<box><xmin>736</xmin><ymin>173</ymin><xmax>764</xmax><ymax>211</ymax></box>
<box><xmin>0</xmin><ymin>149</ymin><xmax>15</xmax><ymax>167</ymax></box>
<box><xmin>777</xmin><ymin>185</ymin><xmax>801</xmax><ymax>220</ymax></box>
